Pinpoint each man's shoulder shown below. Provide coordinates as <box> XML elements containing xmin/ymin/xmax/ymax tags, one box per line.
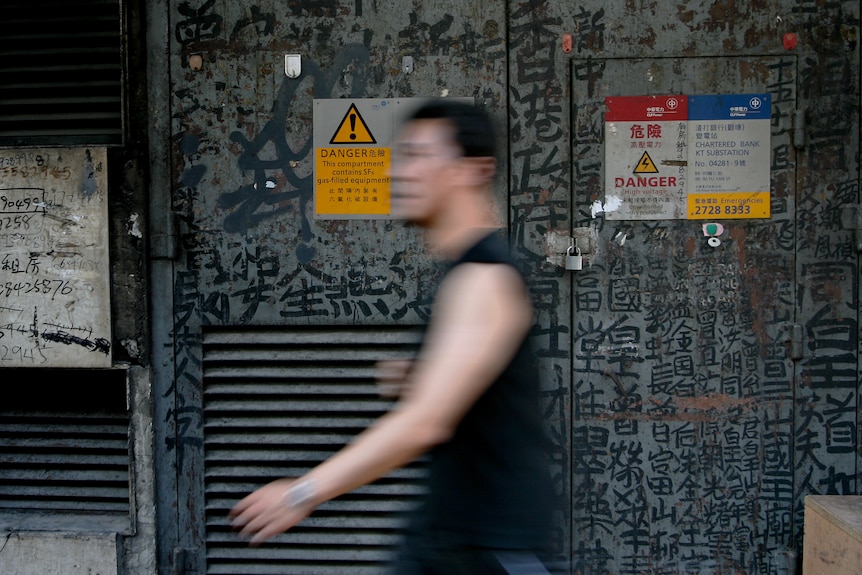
<box><xmin>437</xmin><ymin>263</ymin><xmax>529</xmax><ymax>312</ymax></box>
<box><xmin>456</xmin><ymin>230</ymin><xmax>512</xmax><ymax>264</ymax></box>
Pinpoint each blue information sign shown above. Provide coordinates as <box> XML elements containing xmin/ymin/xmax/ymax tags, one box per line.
<box><xmin>686</xmin><ymin>93</ymin><xmax>772</xmax><ymax>219</ymax></box>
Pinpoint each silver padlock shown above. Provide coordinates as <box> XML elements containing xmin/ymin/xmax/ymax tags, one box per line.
<box><xmin>565</xmin><ymin>245</ymin><xmax>583</xmax><ymax>271</ymax></box>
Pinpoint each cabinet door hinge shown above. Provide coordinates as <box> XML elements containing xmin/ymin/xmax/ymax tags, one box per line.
<box><xmin>788</xmin><ymin>323</ymin><xmax>804</xmax><ymax>361</ymax></box>
<box><xmin>792</xmin><ymin>108</ymin><xmax>806</xmax><ymax>148</ymax></box>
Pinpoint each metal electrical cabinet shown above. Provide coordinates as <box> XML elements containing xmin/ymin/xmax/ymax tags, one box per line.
<box><xmin>148</xmin><ymin>1</ymin><xmax>861</xmax><ymax>573</ymax></box>
<box><xmin>0</xmin><ymin>1</ymin><xmax>858</xmax><ymax>575</ymax></box>
<box><xmin>567</xmin><ymin>56</ymin><xmax>800</xmax><ymax>573</ymax></box>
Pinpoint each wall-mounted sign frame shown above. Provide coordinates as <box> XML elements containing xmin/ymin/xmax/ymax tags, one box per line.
<box><xmin>603</xmin><ymin>93</ymin><xmax>771</xmax><ymax>220</ymax></box>
<box><xmin>313</xmin><ymin>97</ymin><xmax>472</xmax><ymax>219</ymax></box>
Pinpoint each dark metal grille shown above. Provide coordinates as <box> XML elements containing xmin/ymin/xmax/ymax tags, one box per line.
<box><xmin>0</xmin><ymin>370</ymin><xmax>131</xmax><ymax>528</ymax></box>
<box><xmin>203</xmin><ymin>325</ymin><xmax>426</xmax><ymax>575</ymax></box>
<box><xmin>0</xmin><ymin>1</ymin><xmax>124</xmax><ymax>147</ymax></box>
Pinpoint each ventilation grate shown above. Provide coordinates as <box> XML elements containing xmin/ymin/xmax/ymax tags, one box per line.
<box><xmin>0</xmin><ymin>370</ymin><xmax>131</xmax><ymax>528</ymax></box>
<box><xmin>0</xmin><ymin>1</ymin><xmax>124</xmax><ymax>147</ymax></box>
<box><xmin>203</xmin><ymin>325</ymin><xmax>427</xmax><ymax>575</ymax></box>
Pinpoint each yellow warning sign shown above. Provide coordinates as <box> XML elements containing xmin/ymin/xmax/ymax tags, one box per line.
<box><xmin>634</xmin><ymin>151</ymin><xmax>658</xmax><ymax>174</ymax></box>
<box><xmin>330</xmin><ymin>103</ymin><xmax>377</xmax><ymax>144</ymax></box>
<box><xmin>315</xmin><ymin>148</ymin><xmax>390</xmax><ymax>216</ymax></box>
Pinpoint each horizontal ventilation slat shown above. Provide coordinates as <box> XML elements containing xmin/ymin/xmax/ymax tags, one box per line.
<box><xmin>0</xmin><ymin>468</ymin><xmax>130</xmax><ymax>481</ymax></box>
<box><xmin>207</xmin><ymin>567</ymin><xmax>384</xmax><ymax>575</ymax></box>
<box><xmin>206</xmin><ymin>412</ymin><xmax>380</xmax><ymax>422</ymax></box>
<box><xmin>205</xmin><ymin>399</ymin><xmax>391</xmax><ymax>412</ymax></box>
<box><xmin>0</xmin><ymin>488</ymin><xmax>131</xmax><ymax>510</ymax></box>
<box><xmin>0</xmin><ymin>501</ymin><xmax>129</xmax><ymax>513</ymax></box>
<box><xmin>0</xmin><ymin>370</ymin><xmax>131</xmax><ymax>526</ymax></box>
<box><xmin>208</xmin><ymin>546</ymin><xmax>397</xmax><ymax>561</ymax></box>
<box><xmin>204</xmin><ymin>347</ymin><xmax>415</xmax><ymax>363</ymax></box>
<box><xmin>207</xmin><ymin>562</ymin><xmax>392</xmax><ymax>575</ymax></box>
<box><xmin>204</xmin><ymin>325</ymin><xmax>425</xmax><ymax>574</ymax></box>
<box><xmin>0</xmin><ymin>421</ymin><xmax>129</xmax><ymax>433</ymax></box>
<box><xmin>206</xmin><ymin>481</ymin><xmax>426</xmax><ymax>501</ymax></box>
<box><xmin>0</xmin><ymin>0</ymin><xmax>123</xmax><ymax>146</ymax></box>
<box><xmin>0</xmin><ymin>454</ymin><xmax>129</xmax><ymax>468</ymax></box>
<box><xmin>203</xmin><ymin>366</ymin><xmax>384</xmax><ymax>379</ymax></box>
<box><xmin>204</xmin><ymin>381</ymin><xmax>389</xmax><ymax>395</ymax></box>
<box><xmin>214</xmin><ymin>516</ymin><xmax>408</xmax><ymax>533</ymax></box>
<box><xmin>203</xmin><ymin>327</ymin><xmax>424</xmax><ymax>346</ymax></box>
<box><xmin>206</xmin><ymin>467</ymin><xmax>425</xmax><ymax>482</ymax></box>
<box><xmin>0</xmin><ymin>81</ymin><xmax>120</xmax><ymax>91</ymax></box>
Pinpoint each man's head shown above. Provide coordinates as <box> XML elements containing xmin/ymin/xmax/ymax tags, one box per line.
<box><xmin>407</xmin><ymin>100</ymin><xmax>497</xmax><ymax>159</ymax></box>
<box><xmin>390</xmin><ymin>100</ymin><xmax>498</xmax><ymax>227</ymax></box>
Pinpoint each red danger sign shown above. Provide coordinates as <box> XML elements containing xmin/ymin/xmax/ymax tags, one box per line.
<box><xmin>603</xmin><ymin>95</ymin><xmax>689</xmax><ymax>219</ymax></box>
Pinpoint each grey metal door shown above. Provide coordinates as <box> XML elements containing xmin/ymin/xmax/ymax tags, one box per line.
<box><xmin>569</xmin><ymin>56</ymin><xmax>801</xmax><ymax>573</ymax></box>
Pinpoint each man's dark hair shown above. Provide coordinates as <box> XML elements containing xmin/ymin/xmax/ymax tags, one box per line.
<box><xmin>408</xmin><ymin>99</ymin><xmax>496</xmax><ymax>159</ymax></box>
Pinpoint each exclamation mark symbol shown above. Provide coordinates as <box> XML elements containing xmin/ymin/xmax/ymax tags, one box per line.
<box><xmin>349</xmin><ymin>113</ymin><xmax>357</xmax><ymax>140</ymax></box>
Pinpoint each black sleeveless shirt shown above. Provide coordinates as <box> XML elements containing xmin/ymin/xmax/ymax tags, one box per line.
<box><xmin>414</xmin><ymin>231</ymin><xmax>553</xmax><ymax>549</ymax></box>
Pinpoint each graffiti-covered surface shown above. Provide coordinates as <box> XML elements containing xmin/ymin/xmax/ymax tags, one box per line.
<box><xmin>165</xmin><ymin>1</ymin><xmax>512</xmax><ymax>570</ymax></box>
<box><xmin>154</xmin><ymin>0</ymin><xmax>860</xmax><ymax>573</ymax></box>
<box><xmin>0</xmin><ymin>148</ymin><xmax>111</xmax><ymax>367</ymax></box>
<box><xmin>570</xmin><ymin>55</ymin><xmax>798</xmax><ymax>573</ymax></box>
<box><xmin>170</xmin><ymin>3</ymin><xmax>505</xmax><ymax>326</ymax></box>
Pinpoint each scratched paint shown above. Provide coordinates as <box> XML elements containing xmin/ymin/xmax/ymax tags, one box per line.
<box><xmin>157</xmin><ymin>0</ymin><xmax>861</xmax><ymax>573</ymax></box>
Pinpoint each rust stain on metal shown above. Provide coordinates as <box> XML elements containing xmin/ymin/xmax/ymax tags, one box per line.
<box><xmin>593</xmin><ymin>393</ymin><xmax>761</xmax><ymax>423</ymax></box>
<box><xmin>683</xmin><ymin>234</ymin><xmax>697</xmax><ymax>257</ymax></box>
<box><xmin>732</xmin><ymin>225</ymin><xmax>781</xmax><ymax>348</ymax></box>
<box><xmin>672</xmin><ymin>393</ymin><xmax>758</xmax><ymax>413</ymax></box>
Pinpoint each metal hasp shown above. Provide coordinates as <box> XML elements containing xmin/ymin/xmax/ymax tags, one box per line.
<box><xmin>543</xmin><ymin>228</ymin><xmax>596</xmax><ymax>269</ymax></box>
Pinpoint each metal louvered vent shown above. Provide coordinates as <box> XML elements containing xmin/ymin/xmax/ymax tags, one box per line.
<box><xmin>0</xmin><ymin>1</ymin><xmax>124</xmax><ymax>147</ymax></box>
<box><xmin>204</xmin><ymin>325</ymin><xmax>427</xmax><ymax>575</ymax></box>
<box><xmin>0</xmin><ymin>370</ymin><xmax>131</xmax><ymax>529</ymax></box>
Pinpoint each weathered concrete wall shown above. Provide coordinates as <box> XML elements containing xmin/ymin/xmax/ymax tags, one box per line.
<box><xmin>145</xmin><ymin>0</ymin><xmax>860</xmax><ymax>573</ymax></box>
<box><xmin>0</xmin><ymin>532</ymin><xmax>119</xmax><ymax>575</ymax></box>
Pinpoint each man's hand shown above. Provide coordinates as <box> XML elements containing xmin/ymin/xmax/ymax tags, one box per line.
<box><xmin>229</xmin><ymin>478</ymin><xmax>317</xmax><ymax>546</ymax></box>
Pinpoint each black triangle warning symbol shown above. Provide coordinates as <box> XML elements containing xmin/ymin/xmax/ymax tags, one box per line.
<box><xmin>330</xmin><ymin>103</ymin><xmax>377</xmax><ymax>144</ymax></box>
<box><xmin>634</xmin><ymin>151</ymin><xmax>659</xmax><ymax>174</ymax></box>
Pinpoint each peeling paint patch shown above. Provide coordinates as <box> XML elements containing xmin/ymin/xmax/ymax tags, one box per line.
<box><xmin>591</xmin><ymin>195</ymin><xmax>623</xmax><ymax>218</ymax></box>
<box><xmin>122</xmin><ymin>338</ymin><xmax>141</xmax><ymax>359</ymax></box>
<box><xmin>128</xmin><ymin>213</ymin><xmax>143</xmax><ymax>239</ymax></box>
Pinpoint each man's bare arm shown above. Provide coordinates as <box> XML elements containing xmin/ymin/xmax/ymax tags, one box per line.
<box><xmin>230</xmin><ymin>262</ymin><xmax>533</xmax><ymax>544</ymax></box>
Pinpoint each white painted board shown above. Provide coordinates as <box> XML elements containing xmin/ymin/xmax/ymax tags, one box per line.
<box><xmin>0</xmin><ymin>148</ymin><xmax>111</xmax><ymax>367</ymax></box>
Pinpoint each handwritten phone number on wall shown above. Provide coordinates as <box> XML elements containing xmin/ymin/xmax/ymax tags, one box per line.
<box><xmin>0</xmin><ymin>195</ymin><xmax>47</xmax><ymax>214</ymax></box>
<box><xmin>0</xmin><ymin>214</ymin><xmax>37</xmax><ymax>232</ymax></box>
<box><xmin>1</xmin><ymin>279</ymin><xmax>74</xmax><ymax>299</ymax></box>
<box><xmin>0</xmin><ymin>343</ymin><xmax>47</xmax><ymax>364</ymax></box>
<box><xmin>0</xmin><ymin>165</ymin><xmax>71</xmax><ymax>180</ymax></box>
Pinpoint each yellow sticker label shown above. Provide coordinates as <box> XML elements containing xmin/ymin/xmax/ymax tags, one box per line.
<box><xmin>688</xmin><ymin>192</ymin><xmax>771</xmax><ymax>219</ymax></box>
<box><xmin>315</xmin><ymin>147</ymin><xmax>390</xmax><ymax>215</ymax></box>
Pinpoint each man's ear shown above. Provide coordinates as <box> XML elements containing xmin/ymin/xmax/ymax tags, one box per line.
<box><xmin>463</xmin><ymin>156</ymin><xmax>497</xmax><ymax>186</ymax></box>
